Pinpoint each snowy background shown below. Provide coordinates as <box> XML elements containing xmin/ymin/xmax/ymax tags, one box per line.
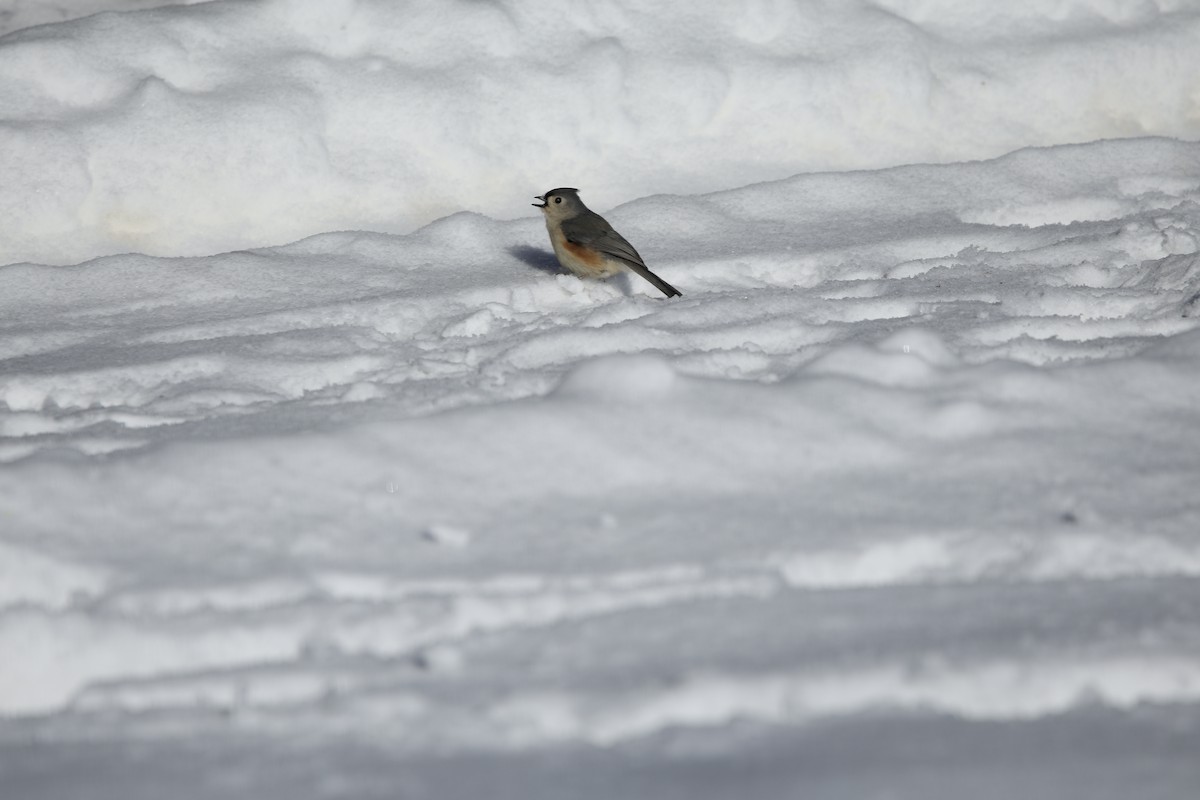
<box><xmin>2</xmin><ymin>1</ymin><xmax>1200</xmax><ymax>797</ymax></box>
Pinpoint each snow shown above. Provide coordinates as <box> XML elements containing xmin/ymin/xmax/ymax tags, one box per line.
<box><xmin>2</xmin><ymin>1</ymin><xmax>1200</xmax><ymax>798</ymax></box>
<box><xmin>4</xmin><ymin>0</ymin><xmax>1200</xmax><ymax>266</ymax></box>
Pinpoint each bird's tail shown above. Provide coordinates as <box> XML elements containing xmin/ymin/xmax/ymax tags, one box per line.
<box><xmin>626</xmin><ymin>262</ymin><xmax>682</xmax><ymax>298</ymax></box>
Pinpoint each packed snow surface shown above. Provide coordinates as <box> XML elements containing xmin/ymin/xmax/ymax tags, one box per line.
<box><xmin>3</xmin><ymin>1</ymin><xmax>1200</xmax><ymax>798</ymax></box>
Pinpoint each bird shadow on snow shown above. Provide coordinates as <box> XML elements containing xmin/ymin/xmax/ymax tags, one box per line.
<box><xmin>507</xmin><ymin>244</ymin><xmax>562</xmax><ymax>275</ymax></box>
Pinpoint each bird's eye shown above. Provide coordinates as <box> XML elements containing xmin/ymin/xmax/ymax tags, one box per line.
<box><xmin>554</xmin><ymin>197</ymin><xmax>562</xmax><ymax>204</ymax></box>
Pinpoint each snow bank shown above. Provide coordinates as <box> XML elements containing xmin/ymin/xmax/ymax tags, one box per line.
<box><xmin>2</xmin><ymin>0</ymin><xmax>1200</xmax><ymax>265</ymax></box>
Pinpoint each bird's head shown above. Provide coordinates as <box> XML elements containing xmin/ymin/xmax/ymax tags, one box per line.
<box><xmin>533</xmin><ymin>187</ymin><xmax>584</xmax><ymax>220</ymax></box>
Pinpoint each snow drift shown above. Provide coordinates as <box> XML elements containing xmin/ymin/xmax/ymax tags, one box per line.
<box><xmin>2</xmin><ymin>0</ymin><xmax>1200</xmax><ymax>265</ymax></box>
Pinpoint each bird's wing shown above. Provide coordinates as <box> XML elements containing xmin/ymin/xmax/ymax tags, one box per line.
<box><xmin>561</xmin><ymin>210</ymin><xmax>681</xmax><ymax>297</ymax></box>
<box><xmin>560</xmin><ymin>211</ymin><xmax>646</xmax><ymax>267</ymax></box>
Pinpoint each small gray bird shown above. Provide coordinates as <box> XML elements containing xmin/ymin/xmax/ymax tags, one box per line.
<box><xmin>533</xmin><ymin>188</ymin><xmax>681</xmax><ymax>298</ymax></box>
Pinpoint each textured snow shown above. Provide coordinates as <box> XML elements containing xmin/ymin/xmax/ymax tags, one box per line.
<box><xmin>3</xmin><ymin>0</ymin><xmax>1200</xmax><ymax>265</ymax></box>
<box><xmin>3</xmin><ymin>1</ymin><xmax>1200</xmax><ymax>799</ymax></box>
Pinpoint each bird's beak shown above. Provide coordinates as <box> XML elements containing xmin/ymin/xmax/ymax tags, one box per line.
<box><xmin>532</xmin><ymin>195</ymin><xmax>546</xmax><ymax>208</ymax></box>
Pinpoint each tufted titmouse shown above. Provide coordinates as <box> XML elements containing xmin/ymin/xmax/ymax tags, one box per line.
<box><xmin>533</xmin><ymin>188</ymin><xmax>681</xmax><ymax>298</ymax></box>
